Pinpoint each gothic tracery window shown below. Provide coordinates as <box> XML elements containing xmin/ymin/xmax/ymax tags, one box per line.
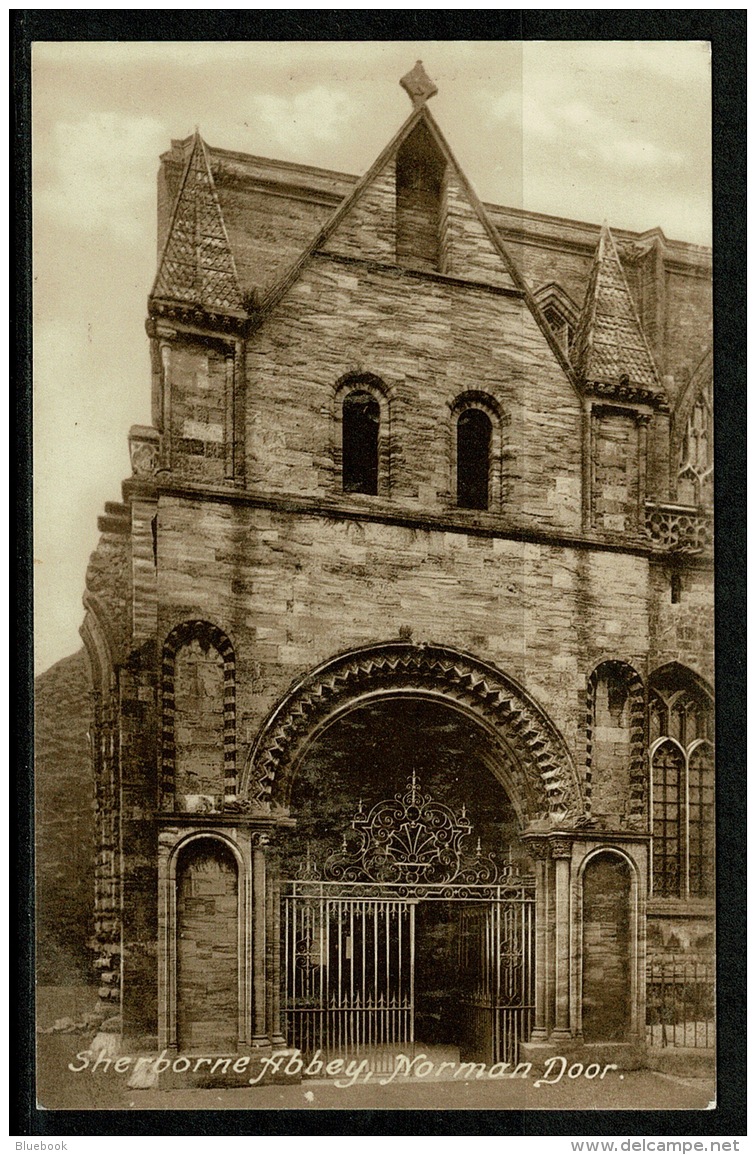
<box><xmin>542</xmin><ymin>303</ymin><xmax>574</xmax><ymax>355</ymax></box>
<box><xmin>677</xmin><ymin>392</ymin><xmax>713</xmax><ymax>507</ymax></box>
<box><xmin>649</xmin><ymin>668</ymin><xmax>714</xmax><ymax>899</ymax></box>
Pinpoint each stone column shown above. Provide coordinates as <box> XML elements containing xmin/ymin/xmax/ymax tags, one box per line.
<box><xmin>251</xmin><ymin>832</ymin><xmax>271</xmax><ymax>1046</ymax></box>
<box><xmin>224</xmin><ymin>350</ymin><xmax>235</xmax><ymax>483</ymax></box>
<box><xmin>550</xmin><ymin>837</ymin><xmax>573</xmax><ymax>1041</ymax></box>
<box><xmin>233</xmin><ymin>338</ymin><xmax>246</xmax><ymax>487</ymax></box>
<box><xmin>581</xmin><ymin>398</ymin><xmax>593</xmax><ymax>532</ymax></box>
<box><xmin>636</xmin><ymin>413</ymin><xmax>651</xmax><ymax>531</ymax></box>
<box><xmin>528</xmin><ymin>838</ymin><xmax>552</xmax><ymax>1042</ymax></box>
<box><xmin>157</xmin><ymin>329</ymin><xmax>175</xmax><ymax>470</ymax></box>
<box><xmin>266</xmin><ymin>850</ymin><xmax>286</xmax><ymax>1046</ymax></box>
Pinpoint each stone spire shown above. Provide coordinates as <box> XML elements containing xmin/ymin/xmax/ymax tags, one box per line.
<box><xmin>572</xmin><ymin>224</ymin><xmax>660</xmax><ymax>390</ymax></box>
<box><xmin>151</xmin><ymin>130</ymin><xmax>245</xmax><ymax>317</ymax></box>
<box><xmin>399</xmin><ymin>60</ymin><xmax>438</xmax><ymax>108</ymax></box>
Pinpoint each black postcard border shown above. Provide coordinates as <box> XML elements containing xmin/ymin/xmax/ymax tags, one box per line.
<box><xmin>12</xmin><ymin>8</ymin><xmax>746</xmax><ymax>1138</ymax></box>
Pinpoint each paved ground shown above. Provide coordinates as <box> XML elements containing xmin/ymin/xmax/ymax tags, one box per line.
<box><xmin>34</xmin><ymin>987</ymin><xmax>716</xmax><ymax>1114</ymax></box>
<box><xmin>36</xmin><ymin>1033</ymin><xmax>716</xmax><ymax>1113</ymax></box>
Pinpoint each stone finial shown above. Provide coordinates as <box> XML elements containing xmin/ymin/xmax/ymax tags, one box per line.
<box><xmin>400</xmin><ymin>60</ymin><xmax>438</xmax><ymax>108</ymax></box>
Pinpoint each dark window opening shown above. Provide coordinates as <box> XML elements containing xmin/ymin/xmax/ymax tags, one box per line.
<box><xmin>607</xmin><ymin>678</ymin><xmax>628</xmax><ymax>724</ymax></box>
<box><xmin>671</xmin><ymin>573</ymin><xmax>682</xmax><ymax>604</ymax></box>
<box><xmin>342</xmin><ymin>390</ymin><xmax>380</xmax><ymax>495</ymax></box>
<box><xmin>542</xmin><ymin>304</ymin><xmax>574</xmax><ymax>355</ymax></box>
<box><xmin>396</xmin><ymin>123</ymin><xmax>445</xmax><ymax>271</ymax></box>
<box><xmin>457</xmin><ymin>409</ymin><xmax>491</xmax><ymax>510</ymax></box>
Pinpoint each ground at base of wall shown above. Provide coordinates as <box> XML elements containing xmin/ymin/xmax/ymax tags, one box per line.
<box><xmin>35</xmin><ymin>1031</ymin><xmax>715</xmax><ymax>1112</ymax></box>
<box><xmin>646</xmin><ymin>1048</ymin><xmax>716</xmax><ymax>1078</ymax></box>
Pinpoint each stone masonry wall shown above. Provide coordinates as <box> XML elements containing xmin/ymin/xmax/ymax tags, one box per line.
<box><xmin>245</xmin><ymin>257</ymin><xmax>583</xmax><ymax>532</ymax></box>
<box><xmin>592</xmin><ymin>410</ymin><xmax>640</xmax><ymax>534</ymax></box>
<box><xmin>155</xmin><ymin>495</ymin><xmax>659</xmax><ymax>813</ymax></box>
<box><xmin>170</xmin><ymin>339</ymin><xmax>230</xmax><ymax>485</ymax></box>
<box><xmin>648</xmin><ymin>562</ymin><xmax>714</xmax><ymax>687</ymax></box>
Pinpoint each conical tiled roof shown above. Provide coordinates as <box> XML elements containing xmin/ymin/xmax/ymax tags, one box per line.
<box><xmin>573</xmin><ymin>225</ymin><xmax>660</xmax><ymax>390</ymax></box>
<box><xmin>151</xmin><ymin>132</ymin><xmax>245</xmax><ymax>316</ymax></box>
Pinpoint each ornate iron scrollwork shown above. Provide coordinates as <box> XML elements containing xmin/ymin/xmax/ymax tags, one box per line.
<box><xmin>293</xmin><ymin>773</ymin><xmax>513</xmax><ymax>887</ymax></box>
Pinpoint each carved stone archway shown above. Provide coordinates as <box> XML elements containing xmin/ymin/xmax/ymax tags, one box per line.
<box><xmin>243</xmin><ymin>642</ymin><xmax>584</xmax><ymax>826</ymax></box>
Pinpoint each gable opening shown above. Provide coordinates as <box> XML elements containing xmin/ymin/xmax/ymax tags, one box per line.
<box><xmin>396</xmin><ymin>122</ymin><xmax>446</xmax><ymax>272</ymax></box>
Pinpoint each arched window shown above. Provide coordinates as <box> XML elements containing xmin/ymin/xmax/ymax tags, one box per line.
<box><xmin>542</xmin><ymin>303</ymin><xmax>574</xmax><ymax>355</ymax></box>
<box><xmin>649</xmin><ymin>667</ymin><xmax>714</xmax><ymax>898</ymax></box>
<box><xmin>342</xmin><ymin>390</ymin><xmax>380</xmax><ymax>495</ymax></box>
<box><xmin>456</xmin><ymin>408</ymin><xmax>492</xmax><ymax>510</ymax></box>
<box><xmin>677</xmin><ymin>391</ymin><xmax>713</xmax><ymax>507</ymax></box>
<box><xmin>161</xmin><ymin>621</ymin><xmax>236</xmax><ymax>810</ymax></box>
<box><xmin>534</xmin><ymin>283</ymin><xmax>579</xmax><ymax>359</ymax></box>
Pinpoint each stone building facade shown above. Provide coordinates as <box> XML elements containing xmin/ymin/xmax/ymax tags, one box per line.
<box><xmin>80</xmin><ymin>68</ymin><xmax>714</xmax><ymax>1069</ymax></box>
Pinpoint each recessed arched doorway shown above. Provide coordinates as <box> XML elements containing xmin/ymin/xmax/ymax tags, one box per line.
<box><xmin>280</xmin><ymin>696</ymin><xmax>535</xmax><ymax>1065</ymax></box>
<box><xmin>175</xmin><ymin>838</ymin><xmax>239</xmax><ymax>1052</ymax></box>
<box><xmin>581</xmin><ymin>851</ymin><xmax>633</xmax><ymax>1043</ymax></box>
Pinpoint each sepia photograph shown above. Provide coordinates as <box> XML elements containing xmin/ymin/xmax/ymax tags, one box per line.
<box><xmin>26</xmin><ymin>31</ymin><xmax>732</xmax><ymax>1123</ymax></box>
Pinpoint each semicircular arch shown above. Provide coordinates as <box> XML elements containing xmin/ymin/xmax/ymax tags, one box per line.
<box><xmin>242</xmin><ymin>642</ymin><xmax>584</xmax><ymax>826</ymax></box>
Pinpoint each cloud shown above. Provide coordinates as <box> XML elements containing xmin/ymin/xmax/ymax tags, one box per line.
<box><xmin>250</xmin><ymin>86</ymin><xmax>355</xmax><ymax>156</ymax></box>
<box><xmin>35</xmin><ymin>112</ymin><xmax>166</xmax><ymax>243</ymax></box>
<box><xmin>490</xmin><ymin>89</ymin><xmax>687</xmax><ymax>171</ymax></box>
<box><xmin>600</xmin><ymin>138</ymin><xmax>684</xmax><ymax>169</ymax></box>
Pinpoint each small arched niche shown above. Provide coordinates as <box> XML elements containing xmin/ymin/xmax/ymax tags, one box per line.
<box><xmin>586</xmin><ymin>661</ymin><xmax>645</xmax><ymax>824</ymax></box>
<box><xmin>161</xmin><ymin>621</ymin><xmax>236</xmax><ymax>812</ymax></box>
<box><xmin>176</xmin><ymin>838</ymin><xmax>239</xmax><ymax>1052</ymax></box>
<box><xmin>581</xmin><ymin>852</ymin><xmax>633</xmax><ymax>1043</ymax></box>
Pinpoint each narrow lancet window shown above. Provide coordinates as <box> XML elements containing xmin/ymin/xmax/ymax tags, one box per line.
<box><xmin>457</xmin><ymin>408</ymin><xmax>491</xmax><ymax>510</ymax></box>
<box><xmin>342</xmin><ymin>390</ymin><xmax>380</xmax><ymax>495</ymax></box>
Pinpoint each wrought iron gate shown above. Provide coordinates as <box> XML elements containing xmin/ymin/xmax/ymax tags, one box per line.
<box><xmin>282</xmin><ymin>774</ymin><xmax>535</xmax><ymax>1064</ymax></box>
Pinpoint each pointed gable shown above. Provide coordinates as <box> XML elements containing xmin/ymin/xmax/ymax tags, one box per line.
<box><xmin>573</xmin><ymin>225</ymin><xmax>661</xmax><ymax>391</ymax></box>
<box><xmin>151</xmin><ymin>132</ymin><xmax>245</xmax><ymax>317</ymax></box>
<box><xmin>258</xmin><ymin>76</ymin><xmax>578</xmax><ymax>394</ymax></box>
<box><xmin>313</xmin><ymin>105</ymin><xmax>517</xmax><ymax>291</ymax></box>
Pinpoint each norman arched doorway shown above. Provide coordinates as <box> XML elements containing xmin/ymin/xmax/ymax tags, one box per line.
<box><xmin>279</xmin><ymin>695</ymin><xmax>536</xmax><ymax>1065</ymax></box>
<box><xmin>243</xmin><ymin>642</ymin><xmax>589</xmax><ymax>1063</ymax></box>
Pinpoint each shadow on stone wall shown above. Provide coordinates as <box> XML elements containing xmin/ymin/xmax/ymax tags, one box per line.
<box><xmin>35</xmin><ymin>648</ymin><xmax>95</xmax><ymax>984</ymax></box>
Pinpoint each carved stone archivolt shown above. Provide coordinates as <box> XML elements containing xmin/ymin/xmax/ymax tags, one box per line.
<box><xmin>243</xmin><ymin>642</ymin><xmax>584</xmax><ymax>824</ymax></box>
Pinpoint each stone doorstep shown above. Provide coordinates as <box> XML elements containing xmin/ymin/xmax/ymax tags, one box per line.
<box><xmin>519</xmin><ymin>1040</ymin><xmax>647</xmax><ymax>1071</ymax></box>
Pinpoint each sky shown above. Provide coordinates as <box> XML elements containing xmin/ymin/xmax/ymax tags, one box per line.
<box><xmin>31</xmin><ymin>39</ymin><xmax>712</xmax><ymax>676</ymax></box>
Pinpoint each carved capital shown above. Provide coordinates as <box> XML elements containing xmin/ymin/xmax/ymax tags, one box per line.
<box><xmin>523</xmin><ymin>836</ymin><xmax>551</xmax><ymax>861</ymax></box>
<box><xmin>550</xmin><ymin>837</ymin><xmax>573</xmax><ymax>860</ymax></box>
<box><xmin>128</xmin><ymin>425</ymin><xmax>161</xmax><ymax>478</ymax></box>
